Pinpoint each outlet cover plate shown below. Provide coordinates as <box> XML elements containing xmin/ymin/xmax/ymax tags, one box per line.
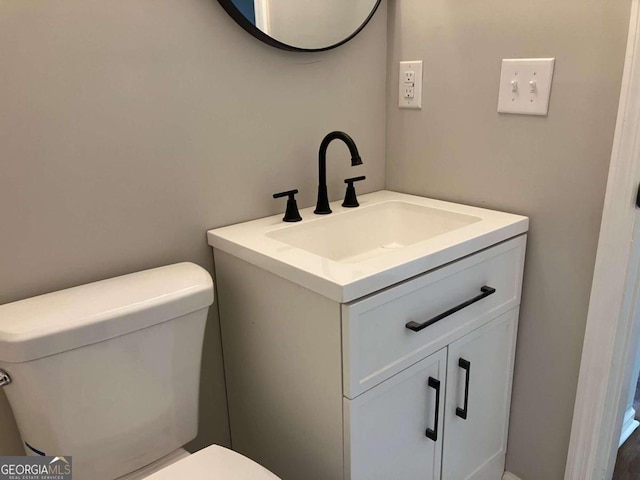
<box><xmin>399</xmin><ymin>61</ymin><xmax>422</xmax><ymax>109</ymax></box>
<box><xmin>497</xmin><ymin>58</ymin><xmax>555</xmax><ymax>116</ymax></box>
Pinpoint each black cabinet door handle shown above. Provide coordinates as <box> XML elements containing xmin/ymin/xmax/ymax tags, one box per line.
<box><xmin>406</xmin><ymin>286</ymin><xmax>496</xmax><ymax>333</ymax></box>
<box><xmin>426</xmin><ymin>377</ymin><xmax>440</xmax><ymax>441</ymax></box>
<box><xmin>456</xmin><ymin>358</ymin><xmax>471</xmax><ymax>420</ymax></box>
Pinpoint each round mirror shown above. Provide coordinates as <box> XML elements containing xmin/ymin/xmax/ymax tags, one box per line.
<box><xmin>218</xmin><ymin>0</ymin><xmax>382</xmax><ymax>52</ymax></box>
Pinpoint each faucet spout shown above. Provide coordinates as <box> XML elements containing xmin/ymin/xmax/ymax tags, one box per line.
<box><xmin>315</xmin><ymin>131</ymin><xmax>362</xmax><ymax>214</ymax></box>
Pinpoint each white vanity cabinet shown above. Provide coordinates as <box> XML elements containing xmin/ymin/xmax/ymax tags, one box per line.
<box><xmin>342</xmin><ymin>236</ymin><xmax>523</xmax><ymax>480</ymax></box>
<box><xmin>213</xmin><ymin>234</ymin><xmax>526</xmax><ymax>480</ymax></box>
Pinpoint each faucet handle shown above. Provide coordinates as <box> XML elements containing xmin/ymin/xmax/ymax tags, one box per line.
<box><xmin>273</xmin><ymin>189</ymin><xmax>302</xmax><ymax>222</ymax></box>
<box><xmin>342</xmin><ymin>176</ymin><xmax>366</xmax><ymax>208</ymax></box>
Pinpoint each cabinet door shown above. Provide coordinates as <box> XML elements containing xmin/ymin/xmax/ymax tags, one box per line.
<box><xmin>344</xmin><ymin>348</ymin><xmax>447</xmax><ymax>480</ymax></box>
<box><xmin>442</xmin><ymin>310</ymin><xmax>518</xmax><ymax>480</ymax></box>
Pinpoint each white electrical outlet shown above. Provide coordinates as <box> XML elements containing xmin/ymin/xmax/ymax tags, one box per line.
<box><xmin>399</xmin><ymin>61</ymin><xmax>422</xmax><ymax>109</ymax></box>
<box><xmin>497</xmin><ymin>58</ymin><xmax>555</xmax><ymax>115</ymax></box>
<box><xmin>403</xmin><ymin>86</ymin><xmax>414</xmax><ymax>99</ymax></box>
<box><xmin>404</xmin><ymin>71</ymin><xmax>415</xmax><ymax>84</ymax></box>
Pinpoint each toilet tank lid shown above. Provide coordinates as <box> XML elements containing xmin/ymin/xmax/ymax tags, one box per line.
<box><xmin>0</xmin><ymin>263</ymin><xmax>214</xmax><ymax>363</ymax></box>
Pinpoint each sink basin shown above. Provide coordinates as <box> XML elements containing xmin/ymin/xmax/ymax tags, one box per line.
<box><xmin>266</xmin><ymin>201</ymin><xmax>481</xmax><ymax>263</ymax></box>
<box><xmin>208</xmin><ymin>190</ymin><xmax>528</xmax><ymax>302</ymax></box>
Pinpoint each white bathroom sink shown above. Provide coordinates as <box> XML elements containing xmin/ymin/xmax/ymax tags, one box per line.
<box><xmin>208</xmin><ymin>190</ymin><xmax>528</xmax><ymax>302</ymax></box>
<box><xmin>266</xmin><ymin>201</ymin><xmax>481</xmax><ymax>264</ymax></box>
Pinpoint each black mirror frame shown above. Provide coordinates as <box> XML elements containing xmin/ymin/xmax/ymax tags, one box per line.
<box><xmin>217</xmin><ymin>0</ymin><xmax>383</xmax><ymax>52</ymax></box>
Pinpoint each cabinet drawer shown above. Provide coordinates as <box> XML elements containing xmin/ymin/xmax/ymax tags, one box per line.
<box><xmin>342</xmin><ymin>235</ymin><xmax>526</xmax><ymax>398</ymax></box>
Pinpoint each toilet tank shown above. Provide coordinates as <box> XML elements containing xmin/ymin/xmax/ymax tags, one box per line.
<box><xmin>0</xmin><ymin>263</ymin><xmax>214</xmax><ymax>480</ymax></box>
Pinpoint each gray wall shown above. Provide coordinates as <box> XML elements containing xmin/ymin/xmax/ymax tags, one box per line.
<box><xmin>0</xmin><ymin>0</ymin><xmax>387</xmax><ymax>454</ymax></box>
<box><xmin>386</xmin><ymin>1</ymin><xmax>631</xmax><ymax>479</ymax></box>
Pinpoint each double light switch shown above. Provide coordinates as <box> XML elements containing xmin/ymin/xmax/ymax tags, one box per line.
<box><xmin>497</xmin><ymin>58</ymin><xmax>555</xmax><ymax>116</ymax></box>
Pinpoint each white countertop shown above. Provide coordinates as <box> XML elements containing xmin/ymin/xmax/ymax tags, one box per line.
<box><xmin>207</xmin><ymin>190</ymin><xmax>528</xmax><ymax>303</ymax></box>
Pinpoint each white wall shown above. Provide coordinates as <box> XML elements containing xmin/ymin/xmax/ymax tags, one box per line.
<box><xmin>0</xmin><ymin>0</ymin><xmax>387</xmax><ymax>455</ymax></box>
<box><xmin>386</xmin><ymin>1</ymin><xmax>632</xmax><ymax>478</ymax></box>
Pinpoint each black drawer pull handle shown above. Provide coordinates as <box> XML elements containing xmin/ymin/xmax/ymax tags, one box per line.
<box><xmin>426</xmin><ymin>377</ymin><xmax>440</xmax><ymax>441</ymax></box>
<box><xmin>405</xmin><ymin>286</ymin><xmax>496</xmax><ymax>333</ymax></box>
<box><xmin>456</xmin><ymin>358</ymin><xmax>471</xmax><ymax>420</ymax></box>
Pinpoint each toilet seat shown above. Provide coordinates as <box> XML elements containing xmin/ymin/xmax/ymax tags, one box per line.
<box><xmin>142</xmin><ymin>445</ymin><xmax>281</xmax><ymax>480</ymax></box>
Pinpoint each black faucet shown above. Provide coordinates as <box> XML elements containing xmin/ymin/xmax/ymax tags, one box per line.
<box><xmin>314</xmin><ymin>131</ymin><xmax>363</xmax><ymax>214</ymax></box>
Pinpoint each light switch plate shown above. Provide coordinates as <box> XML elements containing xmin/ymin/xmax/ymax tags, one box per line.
<box><xmin>399</xmin><ymin>61</ymin><xmax>422</xmax><ymax>109</ymax></box>
<box><xmin>497</xmin><ymin>58</ymin><xmax>555</xmax><ymax>116</ymax></box>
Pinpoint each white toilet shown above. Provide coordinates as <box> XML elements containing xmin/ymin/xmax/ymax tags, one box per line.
<box><xmin>0</xmin><ymin>263</ymin><xmax>280</xmax><ymax>480</ymax></box>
